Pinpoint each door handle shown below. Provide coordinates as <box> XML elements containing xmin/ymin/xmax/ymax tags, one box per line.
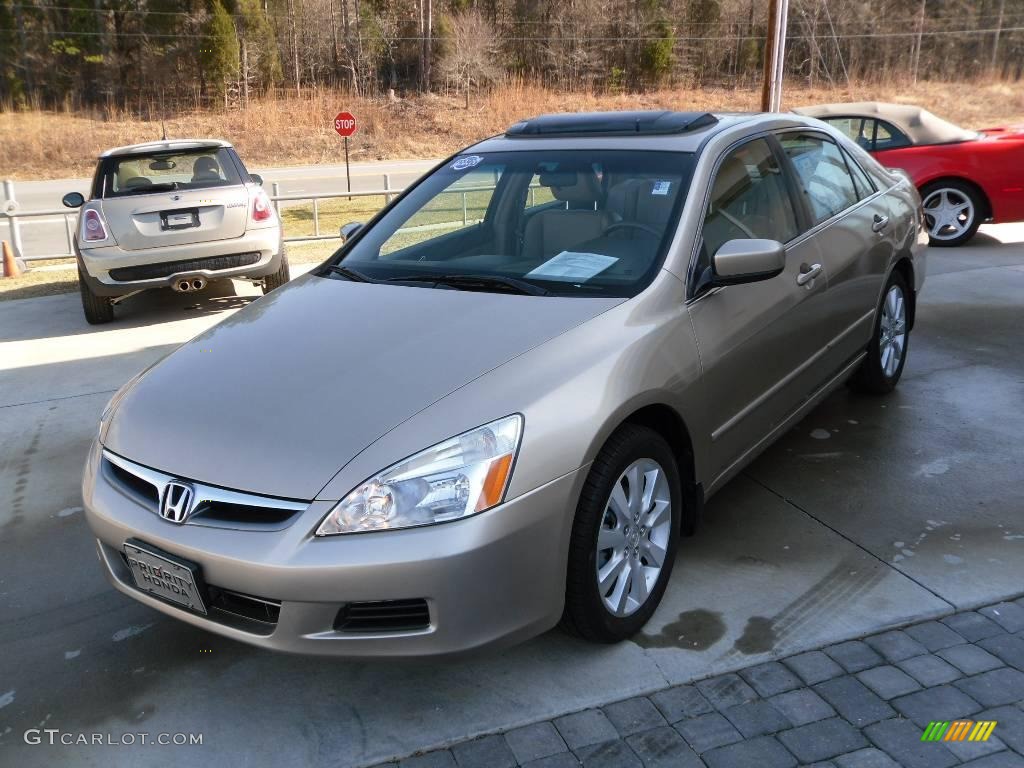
<box><xmin>797</xmin><ymin>263</ymin><xmax>822</xmax><ymax>286</ymax></box>
<box><xmin>872</xmin><ymin>214</ymin><xmax>889</xmax><ymax>233</ymax></box>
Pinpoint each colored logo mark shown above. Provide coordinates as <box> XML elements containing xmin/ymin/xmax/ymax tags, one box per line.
<box><xmin>922</xmin><ymin>720</ymin><xmax>997</xmax><ymax>742</ymax></box>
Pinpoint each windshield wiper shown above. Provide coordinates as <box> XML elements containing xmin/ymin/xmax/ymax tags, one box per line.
<box><xmin>326</xmin><ymin>264</ymin><xmax>376</xmax><ymax>283</ymax></box>
<box><xmin>383</xmin><ymin>273</ymin><xmax>550</xmax><ymax>296</ymax></box>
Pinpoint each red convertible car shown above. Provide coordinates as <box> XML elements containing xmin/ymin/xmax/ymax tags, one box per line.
<box><xmin>795</xmin><ymin>102</ymin><xmax>1024</xmax><ymax>246</ymax></box>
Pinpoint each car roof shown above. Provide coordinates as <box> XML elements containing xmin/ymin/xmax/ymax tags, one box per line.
<box><xmin>99</xmin><ymin>139</ymin><xmax>233</xmax><ymax>159</ymax></box>
<box><xmin>792</xmin><ymin>102</ymin><xmax>978</xmax><ymax>145</ymax></box>
<box><xmin>467</xmin><ymin>111</ymin><xmax>784</xmax><ymax>153</ymax></box>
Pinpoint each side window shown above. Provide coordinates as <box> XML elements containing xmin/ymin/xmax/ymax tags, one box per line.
<box><xmin>379</xmin><ymin>166</ymin><xmax>502</xmax><ymax>256</ymax></box>
<box><xmin>826</xmin><ymin>117</ymin><xmax>872</xmax><ymax>151</ymax></box>
<box><xmin>841</xmin><ymin>147</ymin><xmax>876</xmax><ymax>200</ymax></box>
<box><xmin>873</xmin><ymin>120</ymin><xmax>911</xmax><ymax>150</ymax></box>
<box><xmin>701</xmin><ymin>138</ymin><xmax>799</xmax><ymax>261</ymax></box>
<box><xmin>779</xmin><ymin>133</ymin><xmax>860</xmax><ymax>225</ymax></box>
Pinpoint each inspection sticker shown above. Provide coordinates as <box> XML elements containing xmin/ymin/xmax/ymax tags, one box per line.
<box><xmin>652</xmin><ymin>180</ymin><xmax>672</xmax><ymax>196</ymax></box>
<box><xmin>526</xmin><ymin>251</ymin><xmax>618</xmax><ymax>282</ymax></box>
<box><xmin>450</xmin><ymin>155</ymin><xmax>484</xmax><ymax>171</ymax></box>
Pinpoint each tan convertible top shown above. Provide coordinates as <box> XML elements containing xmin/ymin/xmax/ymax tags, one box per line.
<box><xmin>793</xmin><ymin>102</ymin><xmax>978</xmax><ymax>145</ymax></box>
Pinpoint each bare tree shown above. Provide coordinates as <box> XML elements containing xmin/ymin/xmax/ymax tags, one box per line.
<box><xmin>439</xmin><ymin>9</ymin><xmax>502</xmax><ymax>108</ymax></box>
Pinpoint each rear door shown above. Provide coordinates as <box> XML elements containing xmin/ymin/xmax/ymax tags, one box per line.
<box><xmin>98</xmin><ymin>149</ymin><xmax>250</xmax><ymax>250</ymax></box>
<box><xmin>776</xmin><ymin>131</ymin><xmax>894</xmax><ymax>371</ymax></box>
<box><xmin>687</xmin><ymin>136</ymin><xmax>833</xmax><ymax>483</ymax></box>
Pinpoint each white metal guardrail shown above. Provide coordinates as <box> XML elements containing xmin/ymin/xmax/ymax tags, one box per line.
<box><xmin>1</xmin><ymin>173</ymin><xmax>537</xmax><ymax>261</ymax></box>
<box><xmin>0</xmin><ymin>175</ymin><xmax>410</xmax><ymax>261</ymax></box>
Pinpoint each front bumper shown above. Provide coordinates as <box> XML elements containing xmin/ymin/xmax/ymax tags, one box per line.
<box><xmin>83</xmin><ymin>441</ymin><xmax>585</xmax><ymax>657</ymax></box>
<box><xmin>78</xmin><ymin>227</ymin><xmax>282</xmax><ymax>297</ymax></box>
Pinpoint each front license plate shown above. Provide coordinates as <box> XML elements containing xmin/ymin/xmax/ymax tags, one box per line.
<box><xmin>123</xmin><ymin>540</ymin><xmax>207</xmax><ymax>615</ymax></box>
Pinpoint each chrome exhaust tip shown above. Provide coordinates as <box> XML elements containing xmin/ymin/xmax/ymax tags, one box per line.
<box><xmin>174</xmin><ymin>279</ymin><xmax>192</xmax><ymax>293</ymax></box>
<box><xmin>191</xmin><ymin>278</ymin><xmax>206</xmax><ymax>291</ymax></box>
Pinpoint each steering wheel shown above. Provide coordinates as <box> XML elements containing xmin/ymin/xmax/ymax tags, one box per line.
<box><xmin>602</xmin><ymin>221</ymin><xmax>661</xmax><ymax>238</ymax></box>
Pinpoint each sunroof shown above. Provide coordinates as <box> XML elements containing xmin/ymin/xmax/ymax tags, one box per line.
<box><xmin>505</xmin><ymin>111</ymin><xmax>718</xmax><ymax>137</ymax></box>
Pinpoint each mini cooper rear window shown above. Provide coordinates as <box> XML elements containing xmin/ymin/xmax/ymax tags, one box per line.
<box><xmin>101</xmin><ymin>148</ymin><xmax>242</xmax><ymax>197</ymax></box>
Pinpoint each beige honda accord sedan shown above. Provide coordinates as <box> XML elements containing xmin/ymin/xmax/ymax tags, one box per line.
<box><xmin>83</xmin><ymin>110</ymin><xmax>926</xmax><ymax>656</ymax></box>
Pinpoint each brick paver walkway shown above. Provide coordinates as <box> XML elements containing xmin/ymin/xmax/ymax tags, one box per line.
<box><xmin>377</xmin><ymin>597</ymin><xmax>1024</xmax><ymax>768</ymax></box>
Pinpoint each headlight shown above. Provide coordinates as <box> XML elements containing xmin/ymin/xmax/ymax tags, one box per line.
<box><xmin>316</xmin><ymin>415</ymin><xmax>523</xmax><ymax>536</ymax></box>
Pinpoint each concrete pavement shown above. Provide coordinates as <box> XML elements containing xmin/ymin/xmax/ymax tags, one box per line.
<box><xmin>1</xmin><ymin>225</ymin><xmax>1023</xmax><ymax>766</ymax></box>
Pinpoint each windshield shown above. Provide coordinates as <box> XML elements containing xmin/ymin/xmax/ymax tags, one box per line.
<box><xmin>328</xmin><ymin>150</ymin><xmax>694</xmax><ymax>297</ymax></box>
<box><xmin>100</xmin><ymin>147</ymin><xmax>242</xmax><ymax>197</ymax></box>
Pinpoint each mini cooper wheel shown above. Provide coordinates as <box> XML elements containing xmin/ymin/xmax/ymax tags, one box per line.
<box><xmin>562</xmin><ymin>424</ymin><xmax>681</xmax><ymax>642</ymax></box>
<box><xmin>262</xmin><ymin>246</ymin><xmax>291</xmax><ymax>294</ymax></box>
<box><xmin>921</xmin><ymin>181</ymin><xmax>983</xmax><ymax>247</ymax></box>
<box><xmin>79</xmin><ymin>268</ymin><xmax>114</xmax><ymax>324</ymax></box>
<box><xmin>851</xmin><ymin>270</ymin><xmax>910</xmax><ymax>394</ymax></box>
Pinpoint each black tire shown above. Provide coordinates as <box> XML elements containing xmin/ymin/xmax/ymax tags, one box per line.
<box><xmin>561</xmin><ymin>424</ymin><xmax>682</xmax><ymax>643</ymax></box>
<box><xmin>920</xmin><ymin>180</ymin><xmax>983</xmax><ymax>247</ymax></box>
<box><xmin>78</xmin><ymin>268</ymin><xmax>114</xmax><ymax>325</ymax></box>
<box><xmin>261</xmin><ymin>246</ymin><xmax>291</xmax><ymax>294</ymax></box>
<box><xmin>850</xmin><ymin>269</ymin><xmax>911</xmax><ymax>395</ymax></box>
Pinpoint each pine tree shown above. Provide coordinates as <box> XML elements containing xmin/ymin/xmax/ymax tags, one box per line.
<box><xmin>200</xmin><ymin>0</ymin><xmax>240</xmax><ymax>103</ymax></box>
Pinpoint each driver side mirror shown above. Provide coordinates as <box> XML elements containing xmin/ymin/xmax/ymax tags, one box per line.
<box><xmin>712</xmin><ymin>239</ymin><xmax>785</xmax><ymax>286</ymax></box>
<box><xmin>339</xmin><ymin>222</ymin><xmax>363</xmax><ymax>243</ymax></box>
<box><xmin>62</xmin><ymin>192</ymin><xmax>85</xmax><ymax>209</ymax></box>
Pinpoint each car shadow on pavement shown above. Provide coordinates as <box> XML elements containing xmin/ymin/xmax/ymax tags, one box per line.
<box><xmin>0</xmin><ymin>278</ymin><xmax>261</xmax><ymax>344</ymax></box>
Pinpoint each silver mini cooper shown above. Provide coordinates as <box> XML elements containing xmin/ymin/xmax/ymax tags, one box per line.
<box><xmin>63</xmin><ymin>139</ymin><xmax>289</xmax><ymax>324</ymax></box>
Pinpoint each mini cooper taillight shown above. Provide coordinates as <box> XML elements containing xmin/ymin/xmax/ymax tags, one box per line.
<box><xmin>252</xmin><ymin>190</ymin><xmax>274</xmax><ymax>222</ymax></box>
<box><xmin>82</xmin><ymin>208</ymin><xmax>109</xmax><ymax>242</ymax></box>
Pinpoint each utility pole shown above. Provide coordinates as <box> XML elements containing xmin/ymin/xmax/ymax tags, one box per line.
<box><xmin>991</xmin><ymin>0</ymin><xmax>1005</xmax><ymax>72</ymax></box>
<box><xmin>911</xmin><ymin>0</ymin><xmax>926</xmax><ymax>85</ymax></box>
<box><xmin>760</xmin><ymin>0</ymin><xmax>788</xmax><ymax>111</ymax></box>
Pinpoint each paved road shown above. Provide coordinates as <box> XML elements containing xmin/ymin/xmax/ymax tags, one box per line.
<box><xmin>0</xmin><ymin>158</ymin><xmax>438</xmax><ymax>259</ymax></box>
<box><xmin>1</xmin><ymin>225</ymin><xmax>1023</xmax><ymax>766</ymax></box>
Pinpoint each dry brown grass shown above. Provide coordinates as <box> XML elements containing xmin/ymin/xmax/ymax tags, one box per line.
<box><xmin>2</xmin><ymin>79</ymin><xmax>1023</xmax><ymax>180</ymax></box>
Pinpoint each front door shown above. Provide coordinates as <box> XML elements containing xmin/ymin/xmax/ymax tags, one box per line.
<box><xmin>687</xmin><ymin>136</ymin><xmax>833</xmax><ymax>484</ymax></box>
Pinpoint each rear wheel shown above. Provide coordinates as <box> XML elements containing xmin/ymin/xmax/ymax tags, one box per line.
<box><xmin>79</xmin><ymin>268</ymin><xmax>114</xmax><ymax>324</ymax></box>
<box><xmin>921</xmin><ymin>180</ymin><xmax>983</xmax><ymax>247</ymax></box>
<box><xmin>850</xmin><ymin>270</ymin><xmax>910</xmax><ymax>394</ymax></box>
<box><xmin>561</xmin><ymin>424</ymin><xmax>681</xmax><ymax>643</ymax></box>
<box><xmin>261</xmin><ymin>246</ymin><xmax>291</xmax><ymax>294</ymax></box>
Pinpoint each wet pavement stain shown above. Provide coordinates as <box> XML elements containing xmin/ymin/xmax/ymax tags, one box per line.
<box><xmin>733</xmin><ymin>616</ymin><xmax>777</xmax><ymax>654</ymax></box>
<box><xmin>636</xmin><ymin>608</ymin><xmax>726</xmax><ymax>650</ymax></box>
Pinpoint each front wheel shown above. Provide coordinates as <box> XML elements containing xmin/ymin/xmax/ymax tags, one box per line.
<box><xmin>561</xmin><ymin>424</ymin><xmax>681</xmax><ymax>643</ymax></box>
<box><xmin>921</xmin><ymin>181</ymin><xmax>982</xmax><ymax>247</ymax></box>
<box><xmin>850</xmin><ymin>270</ymin><xmax>910</xmax><ymax>394</ymax></box>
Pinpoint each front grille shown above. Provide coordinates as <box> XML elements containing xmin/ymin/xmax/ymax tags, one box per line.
<box><xmin>109</xmin><ymin>252</ymin><xmax>261</xmax><ymax>281</ymax></box>
<box><xmin>102</xmin><ymin>451</ymin><xmax>307</xmax><ymax>531</ymax></box>
<box><xmin>207</xmin><ymin>586</ymin><xmax>281</xmax><ymax>625</ymax></box>
<box><xmin>334</xmin><ymin>599</ymin><xmax>431</xmax><ymax>633</ymax></box>
<box><xmin>106</xmin><ymin>459</ymin><xmax>159</xmax><ymax>504</ymax></box>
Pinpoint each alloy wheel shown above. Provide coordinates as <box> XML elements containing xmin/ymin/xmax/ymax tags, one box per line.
<box><xmin>879</xmin><ymin>284</ymin><xmax>907</xmax><ymax>377</ymax></box>
<box><xmin>595</xmin><ymin>458</ymin><xmax>672</xmax><ymax>617</ymax></box>
<box><xmin>922</xmin><ymin>187</ymin><xmax>975</xmax><ymax>242</ymax></box>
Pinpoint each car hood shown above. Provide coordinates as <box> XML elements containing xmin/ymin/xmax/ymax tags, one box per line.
<box><xmin>104</xmin><ymin>274</ymin><xmax>623</xmax><ymax>499</ymax></box>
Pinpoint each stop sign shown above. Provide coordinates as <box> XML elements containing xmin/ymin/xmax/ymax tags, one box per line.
<box><xmin>334</xmin><ymin>111</ymin><xmax>357</xmax><ymax>138</ymax></box>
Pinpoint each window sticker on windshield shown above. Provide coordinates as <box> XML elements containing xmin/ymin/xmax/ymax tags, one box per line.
<box><xmin>451</xmin><ymin>155</ymin><xmax>484</xmax><ymax>171</ymax></box>
<box><xmin>526</xmin><ymin>251</ymin><xmax>618</xmax><ymax>282</ymax></box>
<box><xmin>652</xmin><ymin>180</ymin><xmax>672</xmax><ymax>196</ymax></box>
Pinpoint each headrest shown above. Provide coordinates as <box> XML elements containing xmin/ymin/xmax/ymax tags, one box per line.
<box><xmin>539</xmin><ymin>168</ymin><xmax>601</xmax><ymax>203</ymax></box>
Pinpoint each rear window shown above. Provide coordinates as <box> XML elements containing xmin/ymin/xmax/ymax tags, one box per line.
<box><xmin>100</xmin><ymin>148</ymin><xmax>242</xmax><ymax>198</ymax></box>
